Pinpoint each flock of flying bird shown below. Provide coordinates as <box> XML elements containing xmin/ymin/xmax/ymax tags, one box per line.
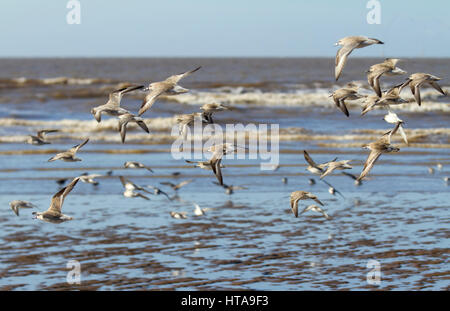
<box><xmin>9</xmin><ymin>35</ymin><xmax>448</xmax><ymax>223</ymax></box>
<box><xmin>291</xmin><ymin>35</ymin><xmax>447</xmax><ymax>219</ymax></box>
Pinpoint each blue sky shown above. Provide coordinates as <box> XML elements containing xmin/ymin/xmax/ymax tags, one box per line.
<box><xmin>0</xmin><ymin>0</ymin><xmax>449</xmax><ymax>57</ymax></box>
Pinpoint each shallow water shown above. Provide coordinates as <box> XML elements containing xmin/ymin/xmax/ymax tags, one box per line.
<box><xmin>0</xmin><ymin>58</ymin><xmax>449</xmax><ymax>290</ymax></box>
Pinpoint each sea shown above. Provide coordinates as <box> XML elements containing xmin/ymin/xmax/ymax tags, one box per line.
<box><xmin>0</xmin><ymin>57</ymin><xmax>448</xmax><ymax>290</ymax></box>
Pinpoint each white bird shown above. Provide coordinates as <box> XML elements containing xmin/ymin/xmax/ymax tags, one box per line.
<box><xmin>170</xmin><ymin>211</ymin><xmax>188</xmax><ymax>219</ymax></box>
<box><xmin>193</xmin><ymin>203</ymin><xmax>207</xmax><ymax>216</ymax></box>
<box><xmin>383</xmin><ymin>110</ymin><xmax>408</xmax><ymax>145</ymax></box>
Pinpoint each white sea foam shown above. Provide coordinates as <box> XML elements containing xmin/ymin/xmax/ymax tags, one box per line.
<box><xmin>160</xmin><ymin>87</ymin><xmax>449</xmax><ymax>112</ymax></box>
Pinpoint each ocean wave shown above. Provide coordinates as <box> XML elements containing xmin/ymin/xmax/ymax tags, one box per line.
<box><xmin>159</xmin><ymin>88</ymin><xmax>450</xmax><ymax>112</ymax></box>
<box><xmin>0</xmin><ymin>77</ymin><xmax>116</xmax><ymax>87</ymax></box>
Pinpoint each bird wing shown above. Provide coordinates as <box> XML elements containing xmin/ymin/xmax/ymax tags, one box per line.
<box><xmin>136</xmin><ymin>120</ymin><xmax>150</xmax><ymax>134</ymax></box>
<box><xmin>303</xmin><ymin>150</ymin><xmax>318</xmax><ymax>167</ymax></box>
<box><xmin>37</xmin><ymin>129</ymin><xmax>58</xmax><ymax>139</ymax></box>
<box><xmin>429</xmin><ymin>81</ymin><xmax>446</xmax><ymax>95</ymax></box>
<box><xmin>211</xmin><ymin>159</ymin><xmax>223</xmax><ymax>186</ymax></box>
<box><xmin>176</xmin><ymin>179</ymin><xmax>193</xmax><ymax>189</ymax></box>
<box><xmin>290</xmin><ymin>197</ymin><xmax>299</xmax><ymax>218</ymax></box>
<box><xmin>319</xmin><ymin>165</ymin><xmax>335</xmax><ymax>179</ymax></box>
<box><xmin>137</xmin><ymin>193</ymin><xmax>150</xmax><ymax>200</ymax></box>
<box><xmin>398</xmin><ymin>123</ymin><xmax>409</xmax><ymax>145</ymax></box>
<box><xmin>167</xmin><ymin>66</ymin><xmax>202</xmax><ymax>84</ymax></box>
<box><xmin>412</xmin><ymin>83</ymin><xmax>421</xmax><ymax>106</ymax></box>
<box><xmin>338</xmin><ymin>100</ymin><xmax>350</xmax><ymax>117</ymax></box>
<box><xmin>138</xmin><ymin>85</ymin><xmax>169</xmax><ymax>116</ymax></box>
<box><xmin>119</xmin><ymin>122</ymin><xmax>127</xmax><ymax>143</ymax></box>
<box><xmin>335</xmin><ymin>44</ymin><xmax>357</xmax><ymax>81</ymax></box>
<box><xmin>322</xmin><ymin>177</ymin><xmax>342</xmax><ymax>198</ymax></box>
<box><xmin>48</xmin><ymin>177</ymin><xmax>80</xmax><ymax>214</ymax></box>
<box><xmin>119</xmin><ymin>176</ymin><xmax>130</xmax><ymax>188</ymax></box>
<box><xmin>311</xmin><ymin>196</ymin><xmax>324</xmax><ymax>206</ymax></box>
<box><xmin>161</xmin><ymin>182</ymin><xmax>176</xmax><ymax>188</ymax></box>
<box><xmin>69</xmin><ymin>138</ymin><xmax>89</xmax><ymax>154</ymax></box>
<box><xmin>357</xmin><ymin>149</ymin><xmax>382</xmax><ymax>182</ymax></box>
<box><xmin>342</xmin><ymin>171</ymin><xmax>358</xmax><ymax>181</ymax></box>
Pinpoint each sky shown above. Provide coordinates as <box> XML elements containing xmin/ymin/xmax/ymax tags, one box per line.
<box><xmin>0</xmin><ymin>0</ymin><xmax>449</xmax><ymax>58</ymax></box>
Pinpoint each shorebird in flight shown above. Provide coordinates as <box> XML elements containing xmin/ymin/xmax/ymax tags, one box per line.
<box><xmin>160</xmin><ymin>179</ymin><xmax>193</xmax><ymax>191</ymax></box>
<box><xmin>321</xmin><ymin>179</ymin><xmax>345</xmax><ymax>199</ymax></box>
<box><xmin>400</xmin><ymin>73</ymin><xmax>446</xmax><ymax>106</ymax></box>
<box><xmin>10</xmin><ymin>200</ymin><xmax>36</xmax><ymax>216</ymax></box>
<box><xmin>361</xmin><ymin>84</ymin><xmax>408</xmax><ymax>116</ymax></box>
<box><xmin>146</xmin><ymin>185</ymin><xmax>171</xmax><ymax>200</ymax></box>
<box><xmin>213</xmin><ymin>182</ymin><xmax>248</xmax><ymax>195</ymax></box>
<box><xmin>356</xmin><ymin>125</ymin><xmax>401</xmax><ymax>182</ymax></box>
<box><xmin>303</xmin><ymin>150</ymin><xmax>336</xmax><ymax>176</ymax></box>
<box><xmin>48</xmin><ymin>138</ymin><xmax>89</xmax><ymax>162</ymax></box>
<box><xmin>290</xmin><ymin>191</ymin><xmax>324</xmax><ymax>218</ymax></box>
<box><xmin>27</xmin><ymin>129</ymin><xmax>58</xmax><ymax>145</ymax></box>
<box><xmin>185</xmin><ymin>159</ymin><xmax>225</xmax><ymax>170</ymax></box>
<box><xmin>139</xmin><ymin>66</ymin><xmax>201</xmax><ymax>116</ymax></box>
<box><xmin>330</xmin><ymin>83</ymin><xmax>364</xmax><ymax>117</ymax></box>
<box><xmin>79</xmin><ymin>173</ymin><xmax>102</xmax><ymax>186</ymax></box>
<box><xmin>335</xmin><ymin>36</ymin><xmax>384</xmax><ymax>81</ymax></box>
<box><xmin>124</xmin><ymin>161</ymin><xmax>154</xmax><ymax>173</ymax></box>
<box><xmin>32</xmin><ymin>177</ymin><xmax>80</xmax><ymax>224</ymax></box>
<box><xmin>200</xmin><ymin>102</ymin><xmax>229</xmax><ymax>124</ymax></box>
<box><xmin>342</xmin><ymin>172</ymin><xmax>362</xmax><ymax>186</ymax></box>
<box><xmin>91</xmin><ymin>85</ymin><xmax>144</xmax><ymax>122</ymax></box>
<box><xmin>320</xmin><ymin>159</ymin><xmax>352</xmax><ymax>179</ymax></box>
<box><xmin>170</xmin><ymin>211</ymin><xmax>188</xmax><ymax>219</ymax></box>
<box><xmin>367</xmin><ymin>58</ymin><xmax>407</xmax><ymax>97</ymax></box>
<box><xmin>118</xmin><ymin>112</ymin><xmax>149</xmax><ymax>143</ymax></box>
<box><xmin>300</xmin><ymin>205</ymin><xmax>331</xmax><ymax>220</ymax></box>
<box><xmin>193</xmin><ymin>203</ymin><xmax>208</xmax><ymax>216</ymax></box>
<box><xmin>119</xmin><ymin>176</ymin><xmax>151</xmax><ymax>200</ymax></box>
<box><xmin>176</xmin><ymin>112</ymin><xmax>209</xmax><ymax>141</ymax></box>
<box><xmin>206</xmin><ymin>143</ymin><xmax>246</xmax><ymax>186</ymax></box>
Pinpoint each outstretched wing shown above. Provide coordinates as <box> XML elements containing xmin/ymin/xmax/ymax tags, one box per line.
<box><xmin>357</xmin><ymin>150</ymin><xmax>382</xmax><ymax>182</ymax></box>
<box><xmin>303</xmin><ymin>150</ymin><xmax>317</xmax><ymax>167</ymax></box>
<box><xmin>429</xmin><ymin>81</ymin><xmax>446</xmax><ymax>95</ymax></box>
<box><xmin>37</xmin><ymin>129</ymin><xmax>58</xmax><ymax>139</ymax></box>
<box><xmin>168</xmin><ymin>66</ymin><xmax>202</xmax><ymax>84</ymax></box>
<box><xmin>69</xmin><ymin>138</ymin><xmax>89</xmax><ymax>154</ymax></box>
<box><xmin>138</xmin><ymin>85</ymin><xmax>168</xmax><ymax>116</ymax></box>
<box><xmin>335</xmin><ymin>45</ymin><xmax>356</xmax><ymax>81</ymax></box>
<box><xmin>48</xmin><ymin>177</ymin><xmax>80</xmax><ymax>214</ymax></box>
<box><xmin>211</xmin><ymin>159</ymin><xmax>223</xmax><ymax>186</ymax></box>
